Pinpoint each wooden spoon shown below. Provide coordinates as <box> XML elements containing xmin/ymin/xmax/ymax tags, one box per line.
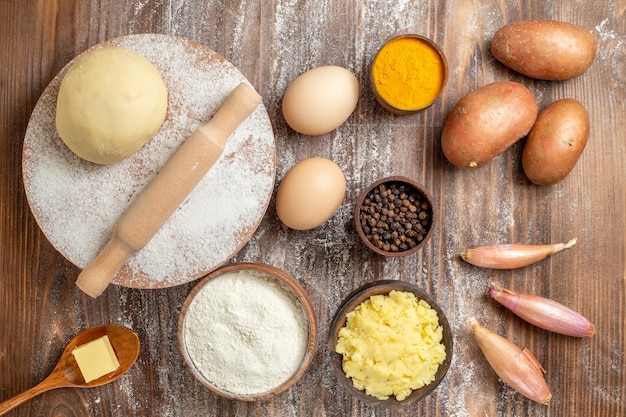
<box><xmin>0</xmin><ymin>324</ymin><xmax>140</xmax><ymax>415</ymax></box>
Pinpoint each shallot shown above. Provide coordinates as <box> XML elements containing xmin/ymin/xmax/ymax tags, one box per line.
<box><xmin>461</xmin><ymin>238</ymin><xmax>577</xmax><ymax>269</ymax></box>
<box><xmin>467</xmin><ymin>317</ymin><xmax>551</xmax><ymax>405</ymax></box>
<box><xmin>487</xmin><ymin>283</ymin><xmax>595</xmax><ymax>338</ymax></box>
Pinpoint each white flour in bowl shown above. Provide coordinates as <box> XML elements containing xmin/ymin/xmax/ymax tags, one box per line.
<box><xmin>182</xmin><ymin>270</ymin><xmax>309</xmax><ymax>395</ymax></box>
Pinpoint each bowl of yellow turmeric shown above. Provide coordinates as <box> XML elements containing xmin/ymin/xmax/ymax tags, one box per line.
<box><xmin>370</xmin><ymin>34</ymin><xmax>448</xmax><ymax>115</ymax></box>
<box><xmin>329</xmin><ymin>280</ymin><xmax>452</xmax><ymax>407</ymax></box>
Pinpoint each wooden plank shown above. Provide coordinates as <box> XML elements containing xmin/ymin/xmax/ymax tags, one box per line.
<box><xmin>0</xmin><ymin>0</ymin><xmax>624</xmax><ymax>415</ymax></box>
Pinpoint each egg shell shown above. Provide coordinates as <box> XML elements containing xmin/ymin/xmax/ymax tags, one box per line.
<box><xmin>276</xmin><ymin>157</ymin><xmax>346</xmax><ymax>230</ymax></box>
<box><xmin>282</xmin><ymin>66</ymin><xmax>359</xmax><ymax>136</ymax></box>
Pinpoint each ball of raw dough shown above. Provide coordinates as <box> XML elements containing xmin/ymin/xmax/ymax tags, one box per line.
<box><xmin>55</xmin><ymin>47</ymin><xmax>168</xmax><ymax>164</ymax></box>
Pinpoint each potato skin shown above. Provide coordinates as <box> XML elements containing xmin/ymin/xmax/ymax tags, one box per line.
<box><xmin>441</xmin><ymin>81</ymin><xmax>538</xmax><ymax>169</ymax></box>
<box><xmin>491</xmin><ymin>20</ymin><xmax>596</xmax><ymax>81</ymax></box>
<box><xmin>522</xmin><ymin>99</ymin><xmax>589</xmax><ymax>185</ymax></box>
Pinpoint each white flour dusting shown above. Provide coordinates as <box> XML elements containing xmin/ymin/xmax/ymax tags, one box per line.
<box><xmin>22</xmin><ymin>35</ymin><xmax>276</xmax><ymax>288</ymax></box>
<box><xmin>594</xmin><ymin>17</ymin><xmax>626</xmax><ymax>91</ymax></box>
<box><xmin>43</xmin><ymin>2</ymin><xmax>622</xmax><ymax>416</ymax></box>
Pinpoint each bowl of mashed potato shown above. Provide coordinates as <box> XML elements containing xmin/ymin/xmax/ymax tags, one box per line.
<box><xmin>329</xmin><ymin>280</ymin><xmax>452</xmax><ymax>407</ymax></box>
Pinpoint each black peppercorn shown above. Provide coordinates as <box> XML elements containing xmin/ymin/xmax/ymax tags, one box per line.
<box><xmin>358</xmin><ymin>181</ymin><xmax>432</xmax><ymax>253</ymax></box>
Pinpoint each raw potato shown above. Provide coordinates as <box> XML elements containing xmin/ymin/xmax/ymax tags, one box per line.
<box><xmin>522</xmin><ymin>99</ymin><xmax>590</xmax><ymax>185</ymax></box>
<box><xmin>491</xmin><ymin>20</ymin><xmax>596</xmax><ymax>81</ymax></box>
<box><xmin>441</xmin><ymin>81</ymin><xmax>538</xmax><ymax>169</ymax></box>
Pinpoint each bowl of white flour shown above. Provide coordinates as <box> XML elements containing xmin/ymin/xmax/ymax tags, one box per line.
<box><xmin>178</xmin><ymin>262</ymin><xmax>317</xmax><ymax>401</ymax></box>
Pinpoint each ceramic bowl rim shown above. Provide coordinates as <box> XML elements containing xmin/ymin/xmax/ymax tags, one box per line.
<box><xmin>328</xmin><ymin>279</ymin><xmax>453</xmax><ymax>408</ymax></box>
<box><xmin>354</xmin><ymin>176</ymin><xmax>436</xmax><ymax>257</ymax></box>
<box><xmin>177</xmin><ymin>262</ymin><xmax>318</xmax><ymax>401</ymax></box>
<box><xmin>369</xmin><ymin>34</ymin><xmax>449</xmax><ymax>115</ymax></box>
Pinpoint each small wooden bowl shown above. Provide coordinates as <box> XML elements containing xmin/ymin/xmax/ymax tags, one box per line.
<box><xmin>354</xmin><ymin>176</ymin><xmax>435</xmax><ymax>257</ymax></box>
<box><xmin>329</xmin><ymin>280</ymin><xmax>453</xmax><ymax>408</ymax></box>
<box><xmin>370</xmin><ymin>34</ymin><xmax>448</xmax><ymax>115</ymax></box>
<box><xmin>177</xmin><ymin>262</ymin><xmax>317</xmax><ymax>401</ymax></box>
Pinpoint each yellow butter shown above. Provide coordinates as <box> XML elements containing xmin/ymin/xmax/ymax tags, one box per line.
<box><xmin>336</xmin><ymin>290</ymin><xmax>446</xmax><ymax>401</ymax></box>
<box><xmin>72</xmin><ymin>335</ymin><xmax>120</xmax><ymax>383</ymax></box>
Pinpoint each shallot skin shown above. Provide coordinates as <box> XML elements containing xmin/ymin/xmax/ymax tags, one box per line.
<box><xmin>461</xmin><ymin>238</ymin><xmax>577</xmax><ymax>269</ymax></box>
<box><xmin>488</xmin><ymin>283</ymin><xmax>596</xmax><ymax>338</ymax></box>
<box><xmin>467</xmin><ymin>317</ymin><xmax>552</xmax><ymax>405</ymax></box>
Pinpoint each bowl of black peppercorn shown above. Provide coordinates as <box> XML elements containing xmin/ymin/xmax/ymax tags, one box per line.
<box><xmin>354</xmin><ymin>176</ymin><xmax>435</xmax><ymax>257</ymax></box>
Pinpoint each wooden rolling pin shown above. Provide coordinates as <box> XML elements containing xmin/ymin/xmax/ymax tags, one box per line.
<box><xmin>76</xmin><ymin>82</ymin><xmax>262</xmax><ymax>298</ymax></box>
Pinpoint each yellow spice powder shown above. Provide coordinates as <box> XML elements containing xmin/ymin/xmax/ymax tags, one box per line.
<box><xmin>335</xmin><ymin>290</ymin><xmax>446</xmax><ymax>401</ymax></box>
<box><xmin>372</xmin><ymin>36</ymin><xmax>445</xmax><ymax>110</ymax></box>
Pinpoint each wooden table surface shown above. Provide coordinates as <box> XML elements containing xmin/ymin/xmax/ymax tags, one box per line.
<box><xmin>1</xmin><ymin>1</ymin><xmax>624</xmax><ymax>416</ymax></box>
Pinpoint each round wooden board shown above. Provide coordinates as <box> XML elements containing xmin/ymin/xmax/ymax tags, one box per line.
<box><xmin>22</xmin><ymin>34</ymin><xmax>276</xmax><ymax>289</ymax></box>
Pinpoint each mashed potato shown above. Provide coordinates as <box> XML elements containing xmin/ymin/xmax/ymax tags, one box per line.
<box><xmin>335</xmin><ymin>290</ymin><xmax>446</xmax><ymax>401</ymax></box>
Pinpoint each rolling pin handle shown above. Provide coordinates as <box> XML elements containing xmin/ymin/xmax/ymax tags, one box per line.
<box><xmin>75</xmin><ymin>238</ymin><xmax>134</xmax><ymax>298</ymax></box>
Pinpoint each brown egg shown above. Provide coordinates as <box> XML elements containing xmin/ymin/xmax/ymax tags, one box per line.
<box><xmin>276</xmin><ymin>157</ymin><xmax>346</xmax><ymax>230</ymax></box>
<box><xmin>282</xmin><ymin>66</ymin><xmax>359</xmax><ymax>136</ymax></box>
